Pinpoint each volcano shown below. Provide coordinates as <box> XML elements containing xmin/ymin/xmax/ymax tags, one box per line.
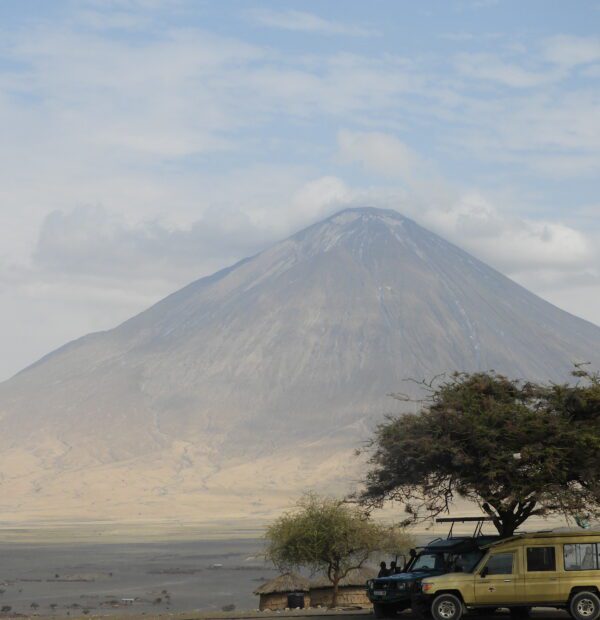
<box><xmin>0</xmin><ymin>207</ymin><xmax>598</xmax><ymax>525</ymax></box>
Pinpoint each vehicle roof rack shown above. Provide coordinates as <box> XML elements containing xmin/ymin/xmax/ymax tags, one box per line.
<box><xmin>435</xmin><ymin>516</ymin><xmax>493</xmax><ymax>538</ymax></box>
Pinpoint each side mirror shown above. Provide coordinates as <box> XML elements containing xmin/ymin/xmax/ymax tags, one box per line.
<box><xmin>410</xmin><ymin>548</ymin><xmax>417</xmax><ymax>558</ymax></box>
<box><xmin>480</xmin><ymin>566</ymin><xmax>489</xmax><ymax>578</ymax></box>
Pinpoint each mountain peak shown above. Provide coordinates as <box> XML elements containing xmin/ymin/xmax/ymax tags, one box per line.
<box><xmin>315</xmin><ymin>206</ymin><xmax>409</xmax><ymax>232</ymax></box>
<box><xmin>329</xmin><ymin>205</ymin><xmax>407</xmax><ymax>219</ymax></box>
<box><xmin>0</xmin><ymin>206</ymin><xmax>598</xmax><ymax>523</ymax></box>
<box><xmin>289</xmin><ymin>206</ymin><xmax>416</xmax><ymax>256</ymax></box>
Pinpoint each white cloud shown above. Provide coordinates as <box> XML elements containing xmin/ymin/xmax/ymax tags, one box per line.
<box><xmin>334</xmin><ymin>129</ymin><xmax>598</xmax><ymax>291</ymax></box>
<box><xmin>290</xmin><ymin>177</ymin><xmax>352</xmax><ymax>223</ymax></box>
<box><xmin>33</xmin><ymin>206</ymin><xmax>258</xmax><ymax>280</ymax></box>
<box><xmin>460</xmin><ymin>0</ymin><xmax>500</xmax><ymax>9</ymax></box>
<box><xmin>337</xmin><ymin>130</ymin><xmax>424</xmax><ymax>183</ymax></box>
<box><xmin>543</xmin><ymin>35</ymin><xmax>600</xmax><ymax>68</ymax></box>
<box><xmin>76</xmin><ymin>9</ymin><xmax>153</xmax><ymax>31</ymax></box>
<box><xmin>454</xmin><ymin>52</ymin><xmax>557</xmax><ymax>88</ymax></box>
<box><xmin>248</xmin><ymin>9</ymin><xmax>379</xmax><ymax>37</ymax></box>
<box><xmin>453</xmin><ymin>36</ymin><xmax>600</xmax><ymax>89</ymax></box>
<box><xmin>83</xmin><ymin>0</ymin><xmax>185</xmax><ymax>9</ymax></box>
<box><xmin>443</xmin><ymin>90</ymin><xmax>600</xmax><ymax>177</ymax></box>
<box><xmin>30</xmin><ymin>174</ymin><xmax>354</xmax><ymax>283</ymax></box>
<box><xmin>445</xmin><ymin>38</ymin><xmax>600</xmax><ymax>175</ymax></box>
<box><xmin>424</xmin><ymin>192</ymin><xmax>594</xmax><ymax>274</ymax></box>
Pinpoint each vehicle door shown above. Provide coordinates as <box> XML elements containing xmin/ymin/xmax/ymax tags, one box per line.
<box><xmin>474</xmin><ymin>551</ymin><xmax>517</xmax><ymax>605</ymax></box>
<box><xmin>524</xmin><ymin>545</ymin><xmax>561</xmax><ymax>603</ymax></box>
<box><xmin>561</xmin><ymin>541</ymin><xmax>600</xmax><ymax>601</ymax></box>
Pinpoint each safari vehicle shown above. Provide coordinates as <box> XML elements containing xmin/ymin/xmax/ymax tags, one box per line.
<box><xmin>414</xmin><ymin>529</ymin><xmax>600</xmax><ymax>620</ymax></box>
<box><xmin>367</xmin><ymin>517</ymin><xmax>498</xmax><ymax>618</ymax></box>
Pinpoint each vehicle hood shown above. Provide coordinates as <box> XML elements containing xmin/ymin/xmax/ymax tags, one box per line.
<box><xmin>376</xmin><ymin>570</ymin><xmax>446</xmax><ymax>583</ymax></box>
<box><xmin>422</xmin><ymin>572</ymin><xmax>474</xmax><ymax>585</ymax></box>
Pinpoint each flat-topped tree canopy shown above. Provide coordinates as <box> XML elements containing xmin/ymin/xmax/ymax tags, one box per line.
<box><xmin>362</xmin><ymin>370</ymin><xmax>600</xmax><ymax>537</ymax></box>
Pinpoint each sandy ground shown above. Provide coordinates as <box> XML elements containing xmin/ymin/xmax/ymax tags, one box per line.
<box><xmin>0</xmin><ymin>526</ymin><xmax>574</xmax><ymax>620</ymax></box>
<box><xmin>0</xmin><ymin>523</ymin><xmax>267</xmax><ymax>545</ymax></box>
<box><xmin>0</xmin><ymin>538</ymin><xmax>278</xmax><ymax>618</ymax></box>
<box><xmin>0</xmin><ymin>605</ymin><xmax>572</xmax><ymax>620</ymax></box>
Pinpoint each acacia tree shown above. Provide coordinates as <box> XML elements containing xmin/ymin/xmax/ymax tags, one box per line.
<box><xmin>265</xmin><ymin>494</ymin><xmax>412</xmax><ymax>608</ymax></box>
<box><xmin>360</xmin><ymin>370</ymin><xmax>600</xmax><ymax>537</ymax></box>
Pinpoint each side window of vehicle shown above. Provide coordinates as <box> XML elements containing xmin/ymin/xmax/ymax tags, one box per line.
<box><xmin>527</xmin><ymin>546</ymin><xmax>556</xmax><ymax>572</ymax></box>
<box><xmin>484</xmin><ymin>553</ymin><xmax>514</xmax><ymax>575</ymax></box>
<box><xmin>564</xmin><ymin>544</ymin><xmax>599</xmax><ymax>571</ymax></box>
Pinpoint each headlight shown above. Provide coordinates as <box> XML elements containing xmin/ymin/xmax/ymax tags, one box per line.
<box><xmin>421</xmin><ymin>582</ymin><xmax>434</xmax><ymax>593</ymax></box>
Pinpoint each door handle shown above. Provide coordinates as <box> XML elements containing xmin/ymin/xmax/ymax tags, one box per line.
<box><xmin>503</xmin><ymin>580</ymin><xmax>512</xmax><ymax>583</ymax></box>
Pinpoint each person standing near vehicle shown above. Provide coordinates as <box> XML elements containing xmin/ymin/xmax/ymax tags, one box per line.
<box><xmin>378</xmin><ymin>561</ymin><xmax>390</xmax><ymax>577</ymax></box>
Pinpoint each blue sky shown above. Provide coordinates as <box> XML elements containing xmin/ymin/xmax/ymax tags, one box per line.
<box><xmin>0</xmin><ymin>0</ymin><xmax>599</xmax><ymax>380</ymax></box>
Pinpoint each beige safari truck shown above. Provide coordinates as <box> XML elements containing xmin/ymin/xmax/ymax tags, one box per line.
<box><xmin>413</xmin><ymin>530</ymin><xmax>600</xmax><ymax>620</ymax></box>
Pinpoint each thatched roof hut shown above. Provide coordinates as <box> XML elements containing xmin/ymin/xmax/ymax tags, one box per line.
<box><xmin>309</xmin><ymin>567</ymin><xmax>377</xmax><ymax>608</ymax></box>
<box><xmin>254</xmin><ymin>572</ymin><xmax>310</xmax><ymax>611</ymax></box>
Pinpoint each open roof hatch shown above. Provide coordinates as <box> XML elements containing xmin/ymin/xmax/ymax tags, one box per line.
<box><xmin>435</xmin><ymin>516</ymin><xmax>494</xmax><ymax>539</ymax></box>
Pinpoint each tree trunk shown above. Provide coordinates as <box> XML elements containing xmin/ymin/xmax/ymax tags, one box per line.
<box><xmin>331</xmin><ymin>574</ymin><xmax>340</xmax><ymax>609</ymax></box>
<box><xmin>497</xmin><ymin>513</ymin><xmax>517</xmax><ymax>537</ymax></box>
<box><xmin>483</xmin><ymin>500</ymin><xmax>537</xmax><ymax>537</ymax></box>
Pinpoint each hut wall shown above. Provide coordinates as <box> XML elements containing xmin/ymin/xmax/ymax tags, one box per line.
<box><xmin>338</xmin><ymin>587</ymin><xmax>371</xmax><ymax>607</ymax></box>
<box><xmin>309</xmin><ymin>586</ymin><xmax>370</xmax><ymax>608</ymax></box>
<box><xmin>259</xmin><ymin>593</ymin><xmax>309</xmax><ymax>611</ymax></box>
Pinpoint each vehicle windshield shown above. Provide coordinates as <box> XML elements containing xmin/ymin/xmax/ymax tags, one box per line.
<box><xmin>408</xmin><ymin>549</ymin><xmax>483</xmax><ymax>573</ymax></box>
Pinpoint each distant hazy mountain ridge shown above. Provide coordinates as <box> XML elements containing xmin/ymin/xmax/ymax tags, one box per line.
<box><xmin>0</xmin><ymin>207</ymin><xmax>599</xmax><ymax>524</ymax></box>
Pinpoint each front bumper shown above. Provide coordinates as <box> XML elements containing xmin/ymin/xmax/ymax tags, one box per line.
<box><xmin>368</xmin><ymin>592</ymin><xmax>411</xmax><ymax>604</ymax></box>
<box><xmin>367</xmin><ymin>583</ymin><xmax>413</xmax><ymax>605</ymax></box>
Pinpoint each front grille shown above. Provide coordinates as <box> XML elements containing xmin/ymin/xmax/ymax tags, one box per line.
<box><xmin>371</xmin><ymin>580</ymin><xmax>406</xmax><ymax>591</ymax></box>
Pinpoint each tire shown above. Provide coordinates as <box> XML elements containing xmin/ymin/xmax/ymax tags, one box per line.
<box><xmin>570</xmin><ymin>591</ymin><xmax>600</xmax><ymax>620</ymax></box>
<box><xmin>431</xmin><ymin>594</ymin><xmax>464</xmax><ymax>620</ymax></box>
<box><xmin>373</xmin><ymin>603</ymin><xmax>393</xmax><ymax>618</ymax></box>
<box><xmin>509</xmin><ymin>607</ymin><xmax>531</xmax><ymax>620</ymax></box>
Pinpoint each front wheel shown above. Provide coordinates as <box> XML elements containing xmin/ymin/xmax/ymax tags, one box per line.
<box><xmin>570</xmin><ymin>592</ymin><xmax>600</xmax><ymax>620</ymax></box>
<box><xmin>431</xmin><ymin>594</ymin><xmax>463</xmax><ymax>620</ymax></box>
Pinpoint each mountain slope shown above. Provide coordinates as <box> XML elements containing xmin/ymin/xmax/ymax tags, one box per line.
<box><xmin>0</xmin><ymin>207</ymin><xmax>599</xmax><ymax>524</ymax></box>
